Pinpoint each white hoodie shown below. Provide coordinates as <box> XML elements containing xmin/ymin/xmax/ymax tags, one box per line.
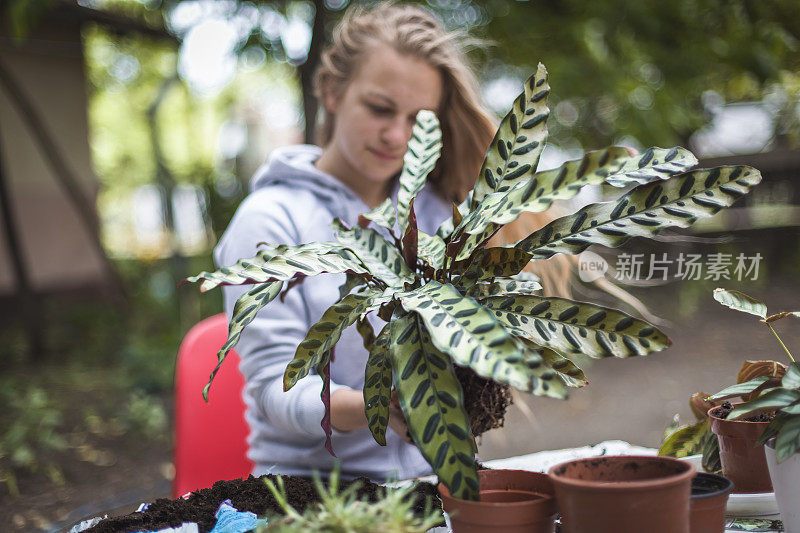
<box><xmin>214</xmin><ymin>145</ymin><xmax>451</xmax><ymax>481</ymax></box>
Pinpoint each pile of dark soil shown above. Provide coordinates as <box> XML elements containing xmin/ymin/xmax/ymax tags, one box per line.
<box><xmin>713</xmin><ymin>402</ymin><xmax>775</xmax><ymax>422</ymax></box>
<box><xmin>455</xmin><ymin>365</ymin><xmax>513</xmax><ymax>436</ymax></box>
<box><xmin>83</xmin><ymin>475</ymin><xmax>440</xmax><ymax>533</ymax></box>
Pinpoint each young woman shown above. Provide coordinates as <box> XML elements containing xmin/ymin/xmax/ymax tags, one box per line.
<box><xmin>214</xmin><ymin>3</ymin><xmax>566</xmax><ymax>481</ymax></box>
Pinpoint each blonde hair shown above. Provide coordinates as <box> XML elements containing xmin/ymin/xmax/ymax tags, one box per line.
<box><xmin>314</xmin><ymin>2</ymin><xmax>574</xmax><ymax>298</ymax></box>
<box><xmin>314</xmin><ymin>2</ymin><xmax>495</xmax><ymax>204</ymax></box>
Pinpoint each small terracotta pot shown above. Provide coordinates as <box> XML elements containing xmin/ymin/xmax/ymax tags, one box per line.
<box><xmin>548</xmin><ymin>455</ymin><xmax>695</xmax><ymax>533</ymax></box>
<box><xmin>690</xmin><ymin>472</ymin><xmax>733</xmax><ymax>533</ymax></box>
<box><xmin>765</xmin><ymin>439</ymin><xmax>800</xmax><ymax>533</ymax></box>
<box><xmin>438</xmin><ymin>469</ymin><xmax>556</xmax><ymax>533</ymax></box>
<box><xmin>708</xmin><ymin>405</ymin><xmax>772</xmax><ymax>492</ymax></box>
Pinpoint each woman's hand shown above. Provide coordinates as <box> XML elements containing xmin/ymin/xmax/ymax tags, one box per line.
<box><xmin>330</xmin><ymin>389</ymin><xmax>413</xmax><ymax>444</ymax></box>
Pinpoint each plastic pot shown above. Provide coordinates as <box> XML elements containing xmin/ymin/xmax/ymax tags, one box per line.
<box><xmin>547</xmin><ymin>455</ymin><xmax>695</xmax><ymax>533</ymax></box>
<box><xmin>765</xmin><ymin>439</ymin><xmax>800</xmax><ymax>533</ymax></box>
<box><xmin>708</xmin><ymin>405</ymin><xmax>773</xmax><ymax>493</ymax></box>
<box><xmin>437</xmin><ymin>469</ymin><xmax>556</xmax><ymax>533</ymax></box>
<box><xmin>690</xmin><ymin>472</ymin><xmax>733</xmax><ymax>533</ymax></box>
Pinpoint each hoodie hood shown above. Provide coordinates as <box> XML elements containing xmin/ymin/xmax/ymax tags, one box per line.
<box><xmin>249</xmin><ymin>144</ymin><xmax>369</xmax><ymax>210</ymax></box>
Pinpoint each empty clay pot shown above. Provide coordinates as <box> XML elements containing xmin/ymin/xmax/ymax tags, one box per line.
<box><xmin>548</xmin><ymin>455</ymin><xmax>695</xmax><ymax>533</ymax></box>
<box><xmin>690</xmin><ymin>472</ymin><xmax>733</xmax><ymax>533</ymax></box>
<box><xmin>708</xmin><ymin>405</ymin><xmax>773</xmax><ymax>492</ymax></box>
<box><xmin>438</xmin><ymin>469</ymin><xmax>556</xmax><ymax>533</ymax></box>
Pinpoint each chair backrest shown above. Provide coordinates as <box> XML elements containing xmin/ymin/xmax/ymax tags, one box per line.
<box><xmin>173</xmin><ymin>313</ymin><xmax>253</xmax><ymax>497</ymax></box>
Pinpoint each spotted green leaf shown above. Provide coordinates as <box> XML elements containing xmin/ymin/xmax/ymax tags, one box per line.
<box><xmin>361</xmin><ymin>197</ymin><xmax>397</xmax><ymax>231</ymax></box>
<box><xmin>658</xmin><ymin>419</ymin><xmax>710</xmax><ymax>459</ymax></box>
<box><xmin>478</xmin><ymin>295</ymin><xmax>670</xmax><ymax>359</ymax></box>
<box><xmin>390</xmin><ymin>313</ymin><xmax>478</xmax><ymax>500</ymax></box>
<box><xmin>417</xmin><ymin>230</ymin><xmax>446</xmax><ymax>269</ymax></box>
<box><xmin>436</xmin><ymin>197</ymin><xmax>470</xmax><ymax>240</ymax></box>
<box><xmin>189</xmin><ymin>243</ymin><xmax>369</xmax><ymax>292</ymax></box>
<box><xmin>363</xmin><ymin>322</ymin><xmax>392</xmax><ymax>446</ymax></box>
<box><xmin>284</xmin><ymin>291</ymin><xmax>391</xmax><ymax>391</ymax></box>
<box><xmin>539</xmin><ymin>347</ymin><xmax>587</xmax><ymax>387</ymax></box>
<box><xmin>514</xmin><ymin>166</ymin><xmax>762</xmax><ymax>259</ymax></box>
<box><xmin>396</xmin><ymin>281</ymin><xmax>563</xmax><ymax>396</ymax></box>
<box><xmin>451</xmin><ymin>146</ymin><xmax>698</xmax><ymax>261</ymax></box>
<box><xmin>470</xmin><ymin>64</ymin><xmax>549</xmax><ymax>210</ymax></box>
<box><xmin>333</xmin><ymin>219</ymin><xmax>413</xmax><ymax>286</ymax></box>
<box><xmin>397</xmin><ymin>110</ymin><xmax>442</xmax><ymax>232</ymax></box>
<box><xmin>203</xmin><ymin>282</ymin><xmax>282</xmax><ymax>400</ymax></box>
<box><xmin>452</xmin><ymin>248</ymin><xmax>533</xmax><ymax>289</ymax></box>
<box><xmin>713</xmin><ymin>288</ymin><xmax>767</xmax><ymax>319</ymax></box>
<box><xmin>464</xmin><ymin>278</ymin><xmax>542</xmax><ymax>299</ymax></box>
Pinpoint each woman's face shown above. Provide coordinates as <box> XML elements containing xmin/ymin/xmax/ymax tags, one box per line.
<box><xmin>318</xmin><ymin>45</ymin><xmax>443</xmax><ymax>206</ymax></box>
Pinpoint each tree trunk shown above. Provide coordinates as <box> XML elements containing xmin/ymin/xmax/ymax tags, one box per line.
<box><xmin>299</xmin><ymin>0</ymin><xmax>326</xmax><ymax>144</ymax></box>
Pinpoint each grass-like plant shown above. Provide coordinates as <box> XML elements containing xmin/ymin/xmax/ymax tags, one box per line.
<box><xmin>260</xmin><ymin>472</ymin><xmax>441</xmax><ymax>533</ymax></box>
<box><xmin>188</xmin><ymin>64</ymin><xmax>762</xmax><ymax>499</ymax></box>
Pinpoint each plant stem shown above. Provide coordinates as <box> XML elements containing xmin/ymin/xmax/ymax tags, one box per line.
<box><xmin>767</xmin><ymin>322</ymin><xmax>795</xmax><ymax>363</ymax></box>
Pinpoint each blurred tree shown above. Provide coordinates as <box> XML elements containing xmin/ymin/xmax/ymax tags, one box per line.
<box><xmin>477</xmin><ymin>0</ymin><xmax>800</xmax><ymax>148</ymax></box>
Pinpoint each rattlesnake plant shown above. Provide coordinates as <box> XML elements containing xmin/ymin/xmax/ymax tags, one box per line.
<box><xmin>188</xmin><ymin>63</ymin><xmax>762</xmax><ymax>500</ymax></box>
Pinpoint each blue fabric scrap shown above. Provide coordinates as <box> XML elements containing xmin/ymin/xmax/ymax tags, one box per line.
<box><xmin>209</xmin><ymin>499</ymin><xmax>268</xmax><ymax>533</ymax></box>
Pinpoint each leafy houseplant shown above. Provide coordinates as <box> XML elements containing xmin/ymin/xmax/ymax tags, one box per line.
<box><xmin>660</xmin><ymin>289</ymin><xmax>795</xmax><ymax>492</ymax></box>
<box><xmin>188</xmin><ymin>63</ymin><xmax>762</xmax><ymax>500</ymax></box>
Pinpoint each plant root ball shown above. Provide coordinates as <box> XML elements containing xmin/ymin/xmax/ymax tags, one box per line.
<box><xmin>454</xmin><ymin>365</ymin><xmax>513</xmax><ymax>436</ymax></box>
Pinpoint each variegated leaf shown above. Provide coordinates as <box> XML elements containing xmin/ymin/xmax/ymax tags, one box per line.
<box><xmin>713</xmin><ymin>288</ymin><xmax>767</xmax><ymax>319</ymax></box>
<box><xmin>417</xmin><ymin>230</ymin><xmax>446</xmax><ymax>270</ymax></box>
<box><xmin>390</xmin><ymin>313</ymin><xmax>478</xmax><ymax>500</ymax></box>
<box><xmin>189</xmin><ymin>243</ymin><xmax>369</xmax><ymax>292</ymax></box>
<box><xmin>333</xmin><ymin>219</ymin><xmax>414</xmax><ymax>286</ymax></box>
<box><xmin>396</xmin><ymin>281</ymin><xmax>563</xmax><ymax>396</ymax></box>
<box><xmin>452</xmin><ymin>147</ymin><xmax>696</xmax><ymax>261</ymax></box>
<box><xmin>514</xmin><ymin>166</ymin><xmax>762</xmax><ymax>259</ymax></box>
<box><xmin>436</xmin><ymin>197</ymin><xmax>470</xmax><ymax>239</ymax></box>
<box><xmin>203</xmin><ymin>281</ymin><xmax>282</xmax><ymax>400</ymax></box>
<box><xmin>284</xmin><ymin>291</ymin><xmax>391</xmax><ymax>391</ymax></box>
<box><xmin>710</xmin><ymin>376</ymin><xmax>771</xmax><ymax>400</ymax></box>
<box><xmin>363</xmin><ymin>322</ymin><xmax>392</xmax><ymax>446</ymax></box>
<box><xmin>451</xmin><ymin>248</ymin><xmax>533</xmax><ymax>288</ymax></box>
<box><xmin>774</xmin><ymin>416</ymin><xmax>800</xmax><ymax>462</ymax></box>
<box><xmin>702</xmin><ymin>430</ymin><xmax>721</xmax><ymax>473</ymax></box>
<box><xmin>397</xmin><ymin>110</ymin><xmax>442</xmax><ymax>232</ymax></box>
<box><xmin>479</xmin><ymin>295</ymin><xmax>670</xmax><ymax>359</ymax></box>
<box><xmin>470</xmin><ymin>64</ymin><xmax>549</xmax><ymax>210</ymax></box>
<box><xmin>464</xmin><ymin>278</ymin><xmax>542</xmax><ymax>299</ymax></box>
<box><xmin>539</xmin><ymin>347</ymin><xmax>587</xmax><ymax>387</ymax></box>
<box><xmin>361</xmin><ymin>197</ymin><xmax>397</xmax><ymax>231</ymax></box>
<box><xmin>658</xmin><ymin>419</ymin><xmax>710</xmax><ymax>458</ymax></box>
<box><xmin>783</xmin><ymin>362</ymin><xmax>800</xmax><ymax>389</ymax></box>
<box><xmin>729</xmin><ymin>388</ymin><xmax>800</xmax><ymax>420</ymax></box>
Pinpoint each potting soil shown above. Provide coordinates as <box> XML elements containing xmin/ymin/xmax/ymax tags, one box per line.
<box><xmin>81</xmin><ymin>475</ymin><xmax>440</xmax><ymax>533</ymax></box>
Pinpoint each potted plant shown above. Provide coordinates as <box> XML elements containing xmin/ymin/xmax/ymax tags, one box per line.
<box><xmin>188</xmin><ymin>63</ymin><xmax>761</xmax><ymax>511</ymax></box>
<box><xmin>705</xmin><ymin>289</ymin><xmax>800</xmax><ymax>530</ymax></box>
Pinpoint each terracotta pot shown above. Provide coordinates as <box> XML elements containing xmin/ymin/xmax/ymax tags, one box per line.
<box><xmin>547</xmin><ymin>455</ymin><xmax>695</xmax><ymax>533</ymax></box>
<box><xmin>765</xmin><ymin>439</ymin><xmax>800</xmax><ymax>533</ymax></box>
<box><xmin>438</xmin><ymin>469</ymin><xmax>556</xmax><ymax>533</ymax></box>
<box><xmin>690</xmin><ymin>472</ymin><xmax>733</xmax><ymax>533</ymax></box>
<box><xmin>708</xmin><ymin>405</ymin><xmax>773</xmax><ymax>492</ymax></box>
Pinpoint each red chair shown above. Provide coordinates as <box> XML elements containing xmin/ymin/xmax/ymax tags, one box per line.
<box><xmin>173</xmin><ymin>313</ymin><xmax>254</xmax><ymax>497</ymax></box>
